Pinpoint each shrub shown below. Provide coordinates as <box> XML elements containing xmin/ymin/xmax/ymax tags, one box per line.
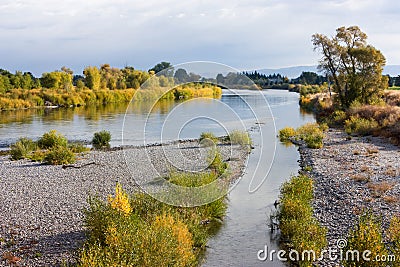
<box><xmin>10</xmin><ymin>137</ymin><xmax>36</xmax><ymax>160</ymax></box>
<box><xmin>296</xmin><ymin>123</ymin><xmax>325</xmax><ymax>149</ymax></box>
<box><xmin>68</xmin><ymin>143</ymin><xmax>90</xmax><ymax>153</ymax></box>
<box><xmin>277</xmin><ymin>174</ymin><xmax>327</xmax><ymax>266</ymax></box>
<box><xmin>107</xmin><ymin>183</ymin><xmax>131</xmax><ymax>216</ymax></box>
<box><xmin>92</xmin><ymin>130</ymin><xmax>111</xmax><ymax>149</ymax></box>
<box><xmin>228</xmin><ymin>130</ymin><xmax>252</xmax><ymax>146</ymax></box>
<box><xmin>199</xmin><ymin>132</ymin><xmax>218</xmax><ymax>147</ymax></box>
<box><xmin>44</xmin><ymin>146</ymin><xmax>76</xmax><ymax>165</ymax></box>
<box><xmin>38</xmin><ymin>130</ymin><xmax>68</xmax><ymax>149</ymax></box>
<box><xmin>388</xmin><ymin>216</ymin><xmax>400</xmax><ymax>262</ymax></box>
<box><xmin>344</xmin><ymin>116</ymin><xmax>379</xmax><ymax>136</ymax></box>
<box><xmin>342</xmin><ymin>212</ymin><xmax>387</xmax><ymax>267</ymax></box>
<box><xmin>207</xmin><ymin>148</ymin><xmax>228</xmax><ymax>176</ymax></box>
<box><xmin>279</xmin><ymin>127</ymin><xmax>296</xmax><ymax>142</ymax></box>
<box><xmin>80</xmin><ymin>183</ymin><xmax>210</xmax><ymax>267</ymax></box>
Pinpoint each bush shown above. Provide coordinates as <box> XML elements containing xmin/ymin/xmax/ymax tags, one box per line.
<box><xmin>10</xmin><ymin>137</ymin><xmax>36</xmax><ymax>160</ymax></box>
<box><xmin>342</xmin><ymin>212</ymin><xmax>387</xmax><ymax>267</ymax></box>
<box><xmin>277</xmin><ymin>174</ymin><xmax>327</xmax><ymax>266</ymax></box>
<box><xmin>44</xmin><ymin>146</ymin><xmax>76</xmax><ymax>165</ymax></box>
<box><xmin>279</xmin><ymin>127</ymin><xmax>296</xmax><ymax>142</ymax></box>
<box><xmin>344</xmin><ymin>116</ymin><xmax>379</xmax><ymax>136</ymax></box>
<box><xmin>80</xmin><ymin>184</ymin><xmax>218</xmax><ymax>266</ymax></box>
<box><xmin>199</xmin><ymin>132</ymin><xmax>218</xmax><ymax>147</ymax></box>
<box><xmin>92</xmin><ymin>130</ymin><xmax>111</xmax><ymax>149</ymax></box>
<box><xmin>207</xmin><ymin>148</ymin><xmax>228</xmax><ymax>176</ymax></box>
<box><xmin>296</xmin><ymin>123</ymin><xmax>325</xmax><ymax>149</ymax></box>
<box><xmin>228</xmin><ymin>130</ymin><xmax>252</xmax><ymax>146</ymax></box>
<box><xmin>388</xmin><ymin>216</ymin><xmax>400</xmax><ymax>262</ymax></box>
<box><xmin>69</xmin><ymin>143</ymin><xmax>90</xmax><ymax>153</ymax></box>
<box><xmin>38</xmin><ymin>130</ymin><xmax>68</xmax><ymax>149</ymax></box>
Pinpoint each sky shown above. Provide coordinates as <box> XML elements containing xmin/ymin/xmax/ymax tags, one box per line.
<box><xmin>0</xmin><ymin>0</ymin><xmax>399</xmax><ymax>76</ymax></box>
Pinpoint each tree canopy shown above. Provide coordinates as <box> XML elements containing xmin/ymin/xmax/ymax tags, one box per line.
<box><xmin>312</xmin><ymin>26</ymin><xmax>387</xmax><ymax>108</ymax></box>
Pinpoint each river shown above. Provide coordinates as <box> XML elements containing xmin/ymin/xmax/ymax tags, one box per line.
<box><xmin>0</xmin><ymin>89</ymin><xmax>314</xmax><ymax>266</ymax></box>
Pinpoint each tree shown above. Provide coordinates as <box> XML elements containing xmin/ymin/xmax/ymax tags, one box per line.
<box><xmin>174</xmin><ymin>68</ymin><xmax>189</xmax><ymax>83</ymax></box>
<box><xmin>312</xmin><ymin>26</ymin><xmax>387</xmax><ymax>108</ymax></box>
<box><xmin>149</xmin><ymin>62</ymin><xmax>174</xmax><ymax>77</ymax></box>
<box><xmin>84</xmin><ymin>66</ymin><xmax>101</xmax><ymax>90</ymax></box>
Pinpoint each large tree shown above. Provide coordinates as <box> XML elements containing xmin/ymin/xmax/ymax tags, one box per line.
<box><xmin>312</xmin><ymin>26</ymin><xmax>387</xmax><ymax>108</ymax></box>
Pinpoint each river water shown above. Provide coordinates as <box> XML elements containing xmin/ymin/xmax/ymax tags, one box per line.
<box><xmin>0</xmin><ymin>89</ymin><xmax>314</xmax><ymax>266</ymax></box>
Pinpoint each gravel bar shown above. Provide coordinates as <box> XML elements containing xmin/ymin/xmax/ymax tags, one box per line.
<box><xmin>0</xmin><ymin>140</ymin><xmax>248</xmax><ymax>266</ymax></box>
<box><xmin>299</xmin><ymin>129</ymin><xmax>400</xmax><ymax>266</ymax></box>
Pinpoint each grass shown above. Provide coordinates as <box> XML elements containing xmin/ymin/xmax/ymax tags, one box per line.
<box><xmin>276</xmin><ymin>174</ymin><xmax>327</xmax><ymax>266</ymax></box>
<box><xmin>367</xmin><ymin>181</ymin><xmax>395</xmax><ymax>198</ymax></box>
<box><xmin>199</xmin><ymin>132</ymin><xmax>218</xmax><ymax>147</ymax></box>
<box><xmin>228</xmin><ymin>130</ymin><xmax>252</xmax><ymax>146</ymax></box>
<box><xmin>344</xmin><ymin>116</ymin><xmax>379</xmax><ymax>136</ymax></box>
<box><xmin>10</xmin><ymin>137</ymin><xmax>37</xmax><ymax>160</ymax></box>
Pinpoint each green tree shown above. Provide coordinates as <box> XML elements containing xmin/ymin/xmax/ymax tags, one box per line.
<box><xmin>312</xmin><ymin>26</ymin><xmax>387</xmax><ymax>108</ymax></box>
<box><xmin>84</xmin><ymin>66</ymin><xmax>101</xmax><ymax>90</ymax></box>
<box><xmin>149</xmin><ymin>62</ymin><xmax>174</xmax><ymax>76</ymax></box>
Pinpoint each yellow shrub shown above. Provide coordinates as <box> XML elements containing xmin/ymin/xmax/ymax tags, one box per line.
<box><xmin>107</xmin><ymin>183</ymin><xmax>131</xmax><ymax>216</ymax></box>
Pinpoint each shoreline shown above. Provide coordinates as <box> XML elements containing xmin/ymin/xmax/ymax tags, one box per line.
<box><xmin>298</xmin><ymin>128</ymin><xmax>400</xmax><ymax>266</ymax></box>
<box><xmin>0</xmin><ymin>140</ymin><xmax>249</xmax><ymax>266</ymax></box>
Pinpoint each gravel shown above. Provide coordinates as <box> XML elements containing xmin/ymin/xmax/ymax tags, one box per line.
<box><xmin>299</xmin><ymin>129</ymin><xmax>400</xmax><ymax>266</ymax></box>
<box><xmin>0</xmin><ymin>140</ymin><xmax>248</xmax><ymax>267</ymax></box>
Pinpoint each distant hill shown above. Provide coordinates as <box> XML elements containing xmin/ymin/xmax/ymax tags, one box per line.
<box><xmin>255</xmin><ymin>65</ymin><xmax>400</xmax><ymax>79</ymax></box>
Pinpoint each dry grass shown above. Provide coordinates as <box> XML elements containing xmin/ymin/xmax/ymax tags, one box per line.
<box><xmin>351</xmin><ymin>174</ymin><xmax>370</xmax><ymax>183</ymax></box>
<box><xmin>383</xmin><ymin>195</ymin><xmax>399</xmax><ymax>204</ymax></box>
<box><xmin>368</xmin><ymin>181</ymin><xmax>395</xmax><ymax>197</ymax></box>
<box><xmin>366</xmin><ymin>148</ymin><xmax>379</xmax><ymax>154</ymax></box>
<box><xmin>384</xmin><ymin>168</ymin><xmax>398</xmax><ymax>177</ymax></box>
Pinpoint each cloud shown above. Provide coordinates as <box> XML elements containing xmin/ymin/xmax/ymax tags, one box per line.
<box><xmin>0</xmin><ymin>0</ymin><xmax>399</xmax><ymax>75</ymax></box>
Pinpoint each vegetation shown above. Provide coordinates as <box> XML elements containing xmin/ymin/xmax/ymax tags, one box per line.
<box><xmin>276</xmin><ymin>174</ymin><xmax>327</xmax><ymax>266</ymax></box>
<box><xmin>92</xmin><ymin>130</ymin><xmax>111</xmax><ymax>149</ymax></box>
<box><xmin>313</xmin><ymin>26</ymin><xmax>387</xmax><ymax>108</ymax></box>
<box><xmin>199</xmin><ymin>132</ymin><xmax>219</xmax><ymax>147</ymax></box>
<box><xmin>9</xmin><ymin>130</ymin><xmax>89</xmax><ymax>165</ymax></box>
<box><xmin>44</xmin><ymin>146</ymin><xmax>76</xmax><ymax>165</ymax></box>
<box><xmin>342</xmin><ymin>213</ymin><xmax>388</xmax><ymax>267</ymax></box>
<box><xmin>79</xmin><ymin>148</ymin><xmax>231</xmax><ymax>266</ymax></box>
<box><xmin>10</xmin><ymin>137</ymin><xmax>37</xmax><ymax>160</ymax></box>
<box><xmin>279</xmin><ymin>123</ymin><xmax>326</xmax><ymax>149</ymax></box>
<box><xmin>228</xmin><ymin>130</ymin><xmax>252</xmax><ymax>146</ymax></box>
<box><xmin>278</xmin><ymin>127</ymin><xmax>296</xmax><ymax>142</ymax></box>
<box><xmin>0</xmin><ymin>63</ymin><xmax>222</xmax><ymax>110</ymax></box>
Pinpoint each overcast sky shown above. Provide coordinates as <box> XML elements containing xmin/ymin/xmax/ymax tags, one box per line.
<box><xmin>1</xmin><ymin>0</ymin><xmax>399</xmax><ymax>76</ymax></box>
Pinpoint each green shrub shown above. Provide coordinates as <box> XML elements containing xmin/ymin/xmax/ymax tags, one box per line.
<box><xmin>342</xmin><ymin>212</ymin><xmax>387</xmax><ymax>267</ymax></box>
<box><xmin>207</xmin><ymin>148</ymin><xmax>228</xmax><ymax>176</ymax></box>
<box><xmin>344</xmin><ymin>116</ymin><xmax>379</xmax><ymax>136</ymax></box>
<box><xmin>44</xmin><ymin>146</ymin><xmax>76</xmax><ymax>165</ymax></box>
<box><xmin>28</xmin><ymin>149</ymin><xmax>47</xmax><ymax>162</ymax></box>
<box><xmin>92</xmin><ymin>130</ymin><xmax>111</xmax><ymax>149</ymax></box>
<box><xmin>38</xmin><ymin>130</ymin><xmax>68</xmax><ymax>149</ymax></box>
<box><xmin>277</xmin><ymin>174</ymin><xmax>327</xmax><ymax>266</ymax></box>
<box><xmin>199</xmin><ymin>132</ymin><xmax>218</xmax><ymax>147</ymax></box>
<box><xmin>296</xmin><ymin>123</ymin><xmax>325</xmax><ymax>149</ymax></box>
<box><xmin>228</xmin><ymin>130</ymin><xmax>252</xmax><ymax>146</ymax></box>
<box><xmin>10</xmin><ymin>137</ymin><xmax>36</xmax><ymax>160</ymax></box>
<box><xmin>279</xmin><ymin>127</ymin><xmax>296</xmax><ymax>142</ymax></box>
<box><xmin>69</xmin><ymin>143</ymin><xmax>90</xmax><ymax>153</ymax></box>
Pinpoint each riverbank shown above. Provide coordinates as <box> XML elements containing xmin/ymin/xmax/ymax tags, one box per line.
<box><xmin>299</xmin><ymin>129</ymin><xmax>400</xmax><ymax>266</ymax></box>
<box><xmin>0</xmin><ymin>140</ymin><xmax>248</xmax><ymax>266</ymax></box>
